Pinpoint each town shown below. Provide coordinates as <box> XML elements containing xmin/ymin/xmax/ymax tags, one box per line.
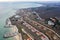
<box><xmin>4</xmin><ymin>8</ymin><xmax>60</xmax><ymax>40</ymax></box>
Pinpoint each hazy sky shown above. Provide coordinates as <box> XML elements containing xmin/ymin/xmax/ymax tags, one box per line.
<box><xmin>0</xmin><ymin>0</ymin><xmax>60</xmax><ymax>2</ymax></box>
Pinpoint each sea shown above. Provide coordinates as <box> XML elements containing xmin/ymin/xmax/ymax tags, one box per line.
<box><xmin>0</xmin><ymin>2</ymin><xmax>43</xmax><ymax>40</ymax></box>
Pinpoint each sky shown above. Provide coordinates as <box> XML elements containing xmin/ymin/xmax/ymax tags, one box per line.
<box><xmin>0</xmin><ymin>0</ymin><xmax>60</xmax><ymax>2</ymax></box>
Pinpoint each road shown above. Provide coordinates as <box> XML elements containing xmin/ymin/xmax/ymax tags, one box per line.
<box><xmin>10</xmin><ymin>14</ymin><xmax>60</xmax><ymax>40</ymax></box>
<box><xmin>21</xmin><ymin>21</ymin><xmax>49</xmax><ymax>40</ymax></box>
<box><xmin>23</xmin><ymin>17</ymin><xmax>60</xmax><ymax>40</ymax></box>
<box><xmin>21</xmin><ymin>22</ymin><xmax>41</xmax><ymax>40</ymax></box>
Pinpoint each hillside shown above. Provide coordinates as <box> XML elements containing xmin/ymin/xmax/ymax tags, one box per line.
<box><xmin>30</xmin><ymin>6</ymin><xmax>60</xmax><ymax>19</ymax></box>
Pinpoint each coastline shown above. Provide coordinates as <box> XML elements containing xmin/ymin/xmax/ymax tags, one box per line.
<box><xmin>4</xmin><ymin>18</ymin><xmax>22</xmax><ymax>40</ymax></box>
<box><xmin>4</xmin><ymin>5</ymin><xmax>60</xmax><ymax>40</ymax></box>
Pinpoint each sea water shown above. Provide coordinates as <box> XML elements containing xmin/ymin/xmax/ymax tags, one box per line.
<box><xmin>0</xmin><ymin>2</ymin><xmax>43</xmax><ymax>40</ymax></box>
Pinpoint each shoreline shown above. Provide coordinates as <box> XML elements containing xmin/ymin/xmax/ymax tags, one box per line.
<box><xmin>4</xmin><ymin>18</ymin><xmax>22</xmax><ymax>40</ymax></box>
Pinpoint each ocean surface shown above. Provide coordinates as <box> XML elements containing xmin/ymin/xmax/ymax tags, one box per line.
<box><xmin>0</xmin><ymin>2</ymin><xmax>43</xmax><ymax>40</ymax></box>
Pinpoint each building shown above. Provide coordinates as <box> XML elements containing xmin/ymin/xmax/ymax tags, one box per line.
<box><xmin>45</xmin><ymin>17</ymin><xmax>60</xmax><ymax>28</ymax></box>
